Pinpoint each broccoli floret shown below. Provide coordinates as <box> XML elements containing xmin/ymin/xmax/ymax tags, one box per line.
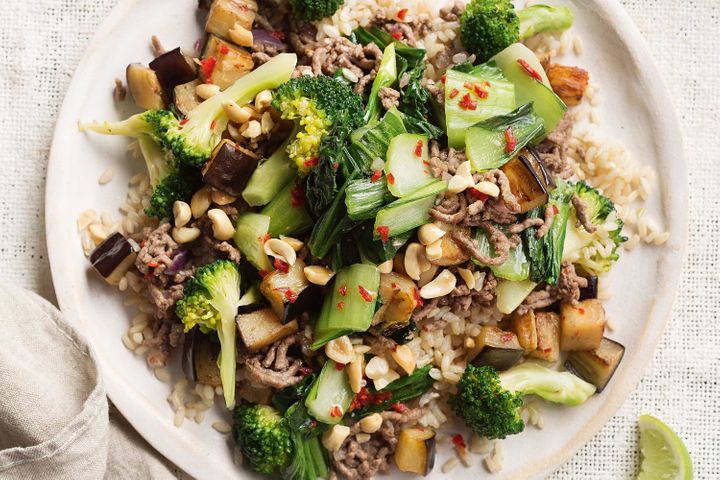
<box><xmin>450</xmin><ymin>363</ymin><xmax>595</xmax><ymax>439</ymax></box>
<box><xmin>233</xmin><ymin>403</ymin><xmax>293</xmax><ymax>475</ymax></box>
<box><xmin>460</xmin><ymin>0</ymin><xmax>573</xmax><ymax>63</ymax></box>
<box><xmin>272</xmin><ymin>75</ymin><xmax>364</xmax><ymax>175</ymax></box>
<box><xmin>176</xmin><ymin>260</ymin><xmax>241</xmax><ymax>408</ymax></box>
<box><xmin>562</xmin><ymin>181</ymin><xmax>627</xmax><ymax>274</ymax></box>
<box><xmin>80</xmin><ymin>53</ymin><xmax>297</xmax><ymax>167</ymax></box>
<box><xmin>289</xmin><ymin>0</ymin><xmax>344</xmax><ymax>21</ymax></box>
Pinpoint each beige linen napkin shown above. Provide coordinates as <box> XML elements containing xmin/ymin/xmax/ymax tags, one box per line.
<box><xmin>0</xmin><ymin>282</ymin><xmax>179</xmax><ymax>480</ymax></box>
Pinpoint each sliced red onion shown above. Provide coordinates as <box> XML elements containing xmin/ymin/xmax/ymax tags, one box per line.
<box><xmin>252</xmin><ymin>29</ymin><xmax>286</xmax><ymax>49</ymax></box>
<box><xmin>165</xmin><ymin>250</ymin><xmax>189</xmax><ymax>276</ymax></box>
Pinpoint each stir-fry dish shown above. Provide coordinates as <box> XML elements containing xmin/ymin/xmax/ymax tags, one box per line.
<box><xmin>79</xmin><ymin>0</ymin><xmax>660</xmax><ymax>477</ymax></box>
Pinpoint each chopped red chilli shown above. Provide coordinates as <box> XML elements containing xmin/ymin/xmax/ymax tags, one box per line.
<box><xmin>390</xmin><ymin>31</ymin><xmax>403</xmax><ymax>40</ymax></box>
<box><xmin>449</xmin><ymin>88</ymin><xmax>460</xmax><ymax>99</ymax></box>
<box><xmin>377</xmin><ymin>225</ymin><xmax>390</xmax><ymax>242</ymax></box>
<box><xmin>290</xmin><ymin>186</ymin><xmax>305</xmax><ymax>208</ymax></box>
<box><xmin>210</xmin><ymin>120</ymin><xmax>217</xmax><ymax>130</ymax></box>
<box><xmin>397</xmin><ymin>8</ymin><xmax>408</xmax><ymax>20</ymax></box>
<box><xmin>413</xmin><ymin>287</ymin><xmax>424</xmax><ymax>307</ymax></box>
<box><xmin>440</xmin><ymin>74</ymin><xmax>446</xmax><ymax>84</ymax></box>
<box><xmin>387</xmin><ymin>173</ymin><xmax>395</xmax><ymax>184</ymax></box>
<box><xmin>219</xmin><ymin>44</ymin><xmax>229</xmax><ymax>55</ymax></box>
<box><xmin>414</xmin><ymin>139</ymin><xmax>423</xmax><ymax>157</ymax></box>
<box><xmin>551</xmin><ymin>204</ymin><xmax>559</xmax><ymax>215</ymax></box>
<box><xmin>504</xmin><ymin>126</ymin><xmax>517</xmax><ymax>153</ymax></box>
<box><xmin>459</xmin><ymin>93</ymin><xmax>477</xmax><ymax>111</ymax></box>
<box><xmin>274</xmin><ymin>258</ymin><xmax>290</xmax><ymax>273</ymax></box>
<box><xmin>330</xmin><ymin>406</ymin><xmax>342</xmax><ymax>418</ymax></box>
<box><xmin>259</xmin><ymin>270</ymin><xmax>269</xmax><ymax>278</ymax></box>
<box><xmin>473</xmin><ymin>83</ymin><xmax>489</xmax><ymax>99</ymax></box>
<box><xmin>200</xmin><ymin>56</ymin><xmax>217</xmax><ymax>81</ymax></box>
<box><xmin>335</xmin><ymin>362</ymin><xmax>345</xmax><ymax>371</ymax></box>
<box><xmin>179</xmin><ymin>119</ymin><xmax>188</xmax><ymax>127</ymax></box>
<box><xmin>283</xmin><ymin>289</ymin><xmax>298</xmax><ymax>303</ymax></box>
<box><xmin>337</xmin><ymin>301</ymin><xmax>345</xmax><ymax>310</ymax></box>
<box><xmin>358</xmin><ymin>285</ymin><xmax>373</xmax><ymax>302</ymax></box>
<box><xmin>390</xmin><ymin>402</ymin><xmax>407</xmax><ymax>413</ymax></box>
<box><xmin>370</xmin><ymin>170</ymin><xmax>382</xmax><ymax>183</ymax></box>
<box><xmin>468</xmin><ymin>189</ymin><xmax>489</xmax><ymax>201</ymax></box>
<box><xmin>303</xmin><ymin>156</ymin><xmax>319</xmax><ymax>168</ymax></box>
<box><xmin>338</xmin><ymin>285</ymin><xmax>347</xmax><ymax>296</ymax></box>
<box><xmin>517</xmin><ymin>58</ymin><xmax>543</xmax><ymax>83</ymax></box>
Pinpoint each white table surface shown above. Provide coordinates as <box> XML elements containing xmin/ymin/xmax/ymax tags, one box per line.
<box><xmin>0</xmin><ymin>0</ymin><xmax>716</xmax><ymax>478</ymax></box>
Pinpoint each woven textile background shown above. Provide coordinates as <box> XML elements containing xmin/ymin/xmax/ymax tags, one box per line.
<box><xmin>0</xmin><ymin>0</ymin><xmax>716</xmax><ymax>478</ymax></box>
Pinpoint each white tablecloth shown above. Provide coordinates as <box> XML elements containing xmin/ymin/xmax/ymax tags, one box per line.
<box><xmin>0</xmin><ymin>0</ymin><xmax>716</xmax><ymax>478</ymax></box>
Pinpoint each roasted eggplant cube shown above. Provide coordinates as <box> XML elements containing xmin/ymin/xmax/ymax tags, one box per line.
<box><xmin>509</xmin><ymin>310</ymin><xmax>538</xmax><ymax>353</ymax></box>
<box><xmin>395</xmin><ymin>428</ymin><xmax>436</xmax><ymax>476</ymax></box>
<box><xmin>529</xmin><ymin>312</ymin><xmax>561</xmax><ymax>363</ymax></box>
<box><xmin>206</xmin><ymin>0</ymin><xmax>258</xmax><ymax>40</ymax></box>
<box><xmin>375</xmin><ymin>272</ymin><xmax>419</xmax><ymax>330</ymax></box>
<box><xmin>89</xmin><ymin>232</ymin><xmax>139</xmax><ymax>285</ymax></box>
<box><xmin>259</xmin><ymin>259</ymin><xmax>322</xmax><ymax>322</ymax></box>
<box><xmin>126</xmin><ymin>64</ymin><xmax>166</xmax><ymax>110</ymax></box>
<box><xmin>236</xmin><ymin>308</ymin><xmax>299</xmax><ymax>351</ymax></box>
<box><xmin>173</xmin><ymin>80</ymin><xmax>203</xmax><ymax>117</ymax></box>
<box><xmin>501</xmin><ymin>154</ymin><xmax>551</xmax><ymax>213</ymax></box>
<box><xmin>468</xmin><ymin>326</ymin><xmax>524</xmax><ymax>371</ymax></box>
<box><xmin>579</xmin><ymin>275</ymin><xmax>599</xmax><ymax>301</ymax></box>
<box><xmin>565</xmin><ymin>337</ymin><xmax>625</xmax><ymax>392</ymax></box>
<box><xmin>202</xmin><ymin>35</ymin><xmax>254</xmax><ymax>90</ymax></box>
<box><xmin>429</xmin><ymin>224</ymin><xmax>471</xmax><ymax>266</ymax></box>
<box><xmin>149</xmin><ymin>47</ymin><xmax>198</xmax><ymax>93</ymax></box>
<box><xmin>560</xmin><ymin>299</ymin><xmax>606</xmax><ymax>351</ymax></box>
<box><xmin>202</xmin><ymin>139</ymin><xmax>258</xmax><ymax>196</ymax></box>
<box><xmin>183</xmin><ymin>331</ymin><xmax>222</xmax><ymax>387</ymax></box>
<box><xmin>546</xmin><ymin>64</ymin><xmax>589</xmax><ymax>106</ymax></box>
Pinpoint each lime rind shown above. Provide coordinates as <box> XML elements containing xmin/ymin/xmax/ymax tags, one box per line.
<box><xmin>637</xmin><ymin>414</ymin><xmax>692</xmax><ymax>480</ymax></box>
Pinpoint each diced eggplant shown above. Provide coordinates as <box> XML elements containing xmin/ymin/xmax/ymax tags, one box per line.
<box><xmin>579</xmin><ymin>275</ymin><xmax>598</xmax><ymax>301</ymax></box>
<box><xmin>202</xmin><ymin>139</ymin><xmax>258</xmax><ymax>196</ymax></box>
<box><xmin>206</xmin><ymin>0</ymin><xmax>258</xmax><ymax>40</ymax></box>
<box><xmin>201</xmin><ymin>35</ymin><xmax>254</xmax><ymax>90</ymax></box>
<box><xmin>546</xmin><ymin>64</ymin><xmax>589</xmax><ymax>106</ymax></box>
<box><xmin>500</xmin><ymin>152</ymin><xmax>552</xmax><ymax>213</ymax></box>
<box><xmin>565</xmin><ymin>337</ymin><xmax>625</xmax><ymax>392</ymax></box>
<box><xmin>394</xmin><ymin>427</ymin><xmax>436</xmax><ymax>476</ymax></box>
<box><xmin>560</xmin><ymin>299</ymin><xmax>606</xmax><ymax>351</ymax></box>
<box><xmin>429</xmin><ymin>223</ymin><xmax>471</xmax><ymax>266</ymax></box>
<box><xmin>374</xmin><ymin>272</ymin><xmax>419</xmax><ymax>332</ymax></box>
<box><xmin>237</xmin><ymin>284</ymin><xmax>266</xmax><ymax>313</ymax></box>
<box><xmin>173</xmin><ymin>80</ymin><xmax>203</xmax><ymax>117</ymax></box>
<box><xmin>89</xmin><ymin>232</ymin><xmax>140</xmax><ymax>285</ymax></box>
<box><xmin>126</xmin><ymin>64</ymin><xmax>166</xmax><ymax>110</ymax></box>
<box><xmin>149</xmin><ymin>47</ymin><xmax>198</xmax><ymax>93</ymax></box>
<box><xmin>181</xmin><ymin>329</ymin><xmax>222</xmax><ymax>387</ymax></box>
<box><xmin>529</xmin><ymin>312</ymin><xmax>561</xmax><ymax>363</ymax></box>
<box><xmin>259</xmin><ymin>259</ymin><xmax>322</xmax><ymax>322</ymax></box>
<box><xmin>236</xmin><ymin>307</ymin><xmax>299</xmax><ymax>351</ymax></box>
<box><xmin>468</xmin><ymin>326</ymin><xmax>524</xmax><ymax>371</ymax></box>
<box><xmin>198</xmin><ymin>0</ymin><xmax>213</xmax><ymax>9</ymax></box>
<box><xmin>509</xmin><ymin>310</ymin><xmax>538</xmax><ymax>353</ymax></box>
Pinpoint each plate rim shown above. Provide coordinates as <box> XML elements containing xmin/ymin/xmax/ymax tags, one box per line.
<box><xmin>45</xmin><ymin>0</ymin><xmax>688</xmax><ymax>478</ymax></box>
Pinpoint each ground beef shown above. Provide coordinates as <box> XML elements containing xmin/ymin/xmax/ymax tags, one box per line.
<box><xmin>480</xmin><ymin>169</ymin><xmax>521</xmax><ymax>213</ymax></box>
<box><xmin>535</xmin><ymin>204</ymin><xmax>556</xmax><ymax>238</ymax></box>
<box><xmin>425</xmin><ymin>81</ymin><xmax>444</xmax><ymax>105</ymax></box>
<box><xmin>379</xmin><ymin>86</ymin><xmax>400</xmax><ymax>110</ymax></box>
<box><xmin>302</xmin><ymin>37</ymin><xmax>382</xmax><ymax>94</ymax></box>
<box><xmin>135</xmin><ymin>223</ymin><xmax>180</xmax><ymax>280</ymax></box>
<box><xmin>240</xmin><ymin>331</ymin><xmax>307</xmax><ymax>389</ymax></box>
<box><xmin>147</xmin><ymin>283</ymin><xmax>184</xmax><ymax>319</ymax></box>
<box><xmin>517</xmin><ymin>262</ymin><xmax>588</xmax><ymax>314</ymax></box>
<box><xmin>508</xmin><ymin>217</ymin><xmax>545</xmax><ymax>234</ymax></box>
<box><xmin>571</xmin><ymin>192</ymin><xmax>597</xmax><ymax>233</ymax></box>
<box><xmin>429</xmin><ymin>192</ymin><xmax>467</xmax><ymax>224</ymax></box>
<box><xmin>439</xmin><ymin>1</ymin><xmax>464</xmax><ymax>21</ymax></box>
<box><xmin>450</xmin><ymin>225</ymin><xmax>519</xmax><ymax>266</ymax></box>
<box><xmin>536</xmin><ymin>112</ymin><xmax>574</xmax><ymax>178</ymax></box>
<box><xmin>251</xmin><ymin>32</ymin><xmax>288</xmax><ymax>66</ymax></box>
<box><xmin>142</xmin><ymin>320</ymin><xmax>184</xmax><ymax>368</ymax></box>
<box><xmin>331</xmin><ymin>409</ymin><xmax>423</xmax><ymax>480</ymax></box>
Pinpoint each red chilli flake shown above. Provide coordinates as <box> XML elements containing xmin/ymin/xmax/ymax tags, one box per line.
<box><xmin>283</xmin><ymin>289</ymin><xmax>298</xmax><ymax>303</ymax></box>
<box><xmin>338</xmin><ymin>285</ymin><xmax>348</xmax><ymax>296</ymax></box>
<box><xmin>371</xmin><ymin>170</ymin><xmax>382</xmax><ymax>183</ymax></box>
<box><xmin>459</xmin><ymin>93</ymin><xmax>477</xmax><ymax>111</ymax></box>
<box><xmin>390</xmin><ymin>402</ymin><xmax>407</xmax><ymax>413</ymax></box>
<box><xmin>551</xmin><ymin>204</ymin><xmax>559</xmax><ymax>215</ymax></box>
<box><xmin>269</xmin><ymin>31</ymin><xmax>285</xmax><ymax>41</ymax></box>
<box><xmin>397</xmin><ymin>8</ymin><xmax>408</xmax><ymax>20</ymax></box>
<box><xmin>414</xmin><ymin>139</ymin><xmax>423</xmax><ymax>157</ymax></box>
<box><xmin>303</xmin><ymin>156</ymin><xmax>319</xmax><ymax>168</ymax></box>
<box><xmin>504</xmin><ymin>126</ymin><xmax>517</xmax><ymax>153</ymax></box>
<box><xmin>373</xmin><ymin>392</ymin><xmax>393</xmax><ymax>405</ymax></box>
<box><xmin>390</xmin><ymin>31</ymin><xmax>403</xmax><ymax>40</ymax></box>
<box><xmin>448</xmin><ymin>88</ymin><xmax>460</xmax><ymax>99</ymax></box>
<box><xmin>329</xmin><ymin>406</ymin><xmax>342</xmax><ymax>418</ymax></box>
<box><xmin>274</xmin><ymin>258</ymin><xmax>290</xmax><ymax>273</ymax></box>
<box><xmin>290</xmin><ymin>186</ymin><xmax>306</xmax><ymax>208</ymax></box>
<box><xmin>337</xmin><ymin>301</ymin><xmax>345</xmax><ymax>310</ymax></box>
<box><xmin>440</xmin><ymin>74</ymin><xmax>446</xmax><ymax>84</ymax></box>
<box><xmin>219</xmin><ymin>44</ymin><xmax>230</xmax><ymax>55</ymax></box>
<box><xmin>468</xmin><ymin>188</ymin><xmax>489</xmax><ymax>201</ymax></box>
<box><xmin>413</xmin><ymin>287</ymin><xmax>424</xmax><ymax>307</ymax></box>
<box><xmin>473</xmin><ymin>83</ymin><xmax>489</xmax><ymax>99</ymax></box>
<box><xmin>258</xmin><ymin>270</ymin><xmax>269</xmax><ymax>278</ymax></box>
<box><xmin>376</xmin><ymin>225</ymin><xmax>390</xmax><ymax>243</ymax></box>
<box><xmin>210</xmin><ymin>120</ymin><xmax>217</xmax><ymax>130</ymax></box>
<box><xmin>179</xmin><ymin>119</ymin><xmax>189</xmax><ymax>127</ymax></box>
<box><xmin>350</xmin><ymin>388</ymin><xmax>373</xmax><ymax>410</ymax></box>
<box><xmin>387</xmin><ymin>173</ymin><xmax>395</xmax><ymax>185</ymax></box>
<box><xmin>517</xmin><ymin>58</ymin><xmax>543</xmax><ymax>83</ymax></box>
<box><xmin>358</xmin><ymin>285</ymin><xmax>373</xmax><ymax>302</ymax></box>
<box><xmin>147</xmin><ymin>261</ymin><xmax>159</xmax><ymax>268</ymax></box>
<box><xmin>452</xmin><ymin>434</ymin><xmax>466</xmax><ymax>449</ymax></box>
<box><xmin>200</xmin><ymin>56</ymin><xmax>217</xmax><ymax>80</ymax></box>
<box><xmin>335</xmin><ymin>362</ymin><xmax>345</xmax><ymax>371</ymax></box>
<box><xmin>299</xmin><ymin>366</ymin><xmax>313</xmax><ymax>376</ymax></box>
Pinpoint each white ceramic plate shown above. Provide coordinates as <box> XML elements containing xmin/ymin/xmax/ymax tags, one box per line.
<box><xmin>46</xmin><ymin>0</ymin><xmax>687</xmax><ymax>478</ymax></box>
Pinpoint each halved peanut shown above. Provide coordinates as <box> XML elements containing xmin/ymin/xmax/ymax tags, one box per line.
<box><xmin>359</xmin><ymin>413</ymin><xmax>383</xmax><ymax>434</ymax></box>
<box><xmin>365</xmin><ymin>356</ymin><xmax>389</xmax><ymax>380</ymax></box>
<box><xmin>447</xmin><ymin>161</ymin><xmax>474</xmax><ymax>194</ymax></box>
<box><xmin>347</xmin><ymin>353</ymin><xmax>365</xmax><ymax>393</ymax></box>
<box><xmin>404</xmin><ymin>243</ymin><xmax>430</xmax><ymax>281</ymax></box>
<box><xmin>207</xmin><ymin>209</ymin><xmax>235</xmax><ymax>241</ymax></box>
<box><xmin>190</xmin><ymin>187</ymin><xmax>212</xmax><ymax>218</ymax></box>
<box><xmin>303</xmin><ymin>265</ymin><xmax>334</xmax><ymax>286</ymax></box>
<box><xmin>373</xmin><ymin>369</ymin><xmax>400</xmax><ymax>390</ymax></box>
<box><xmin>325</xmin><ymin>336</ymin><xmax>354</xmax><ymax>365</ymax></box>
<box><xmin>458</xmin><ymin>267</ymin><xmax>476</xmax><ymax>289</ymax></box>
<box><xmin>172</xmin><ymin>226</ymin><xmax>201</xmax><ymax>244</ymax></box>
<box><xmin>172</xmin><ymin>201</ymin><xmax>191</xmax><ymax>227</ymax></box>
<box><xmin>280</xmin><ymin>235</ymin><xmax>304</xmax><ymax>251</ymax></box>
<box><xmin>418</xmin><ymin>222</ymin><xmax>446</xmax><ymax>246</ymax></box>
<box><xmin>391</xmin><ymin>345</ymin><xmax>416</xmax><ymax>375</ymax></box>
<box><xmin>419</xmin><ymin>269</ymin><xmax>457</xmax><ymax>299</ymax></box>
<box><xmin>263</xmin><ymin>238</ymin><xmax>297</xmax><ymax>266</ymax></box>
<box><xmin>322</xmin><ymin>425</ymin><xmax>351</xmax><ymax>452</ymax></box>
<box><xmin>196</xmin><ymin>83</ymin><xmax>220</xmax><ymax>100</ymax></box>
<box><xmin>474</xmin><ymin>180</ymin><xmax>500</xmax><ymax>197</ymax></box>
<box><xmin>211</xmin><ymin>189</ymin><xmax>237</xmax><ymax>206</ymax></box>
<box><xmin>424</xmin><ymin>238</ymin><xmax>443</xmax><ymax>262</ymax></box>
<box><xmin>378</xmin><ymin>259</ymin><xmax>394</xmax><ymax>274</ymax></box>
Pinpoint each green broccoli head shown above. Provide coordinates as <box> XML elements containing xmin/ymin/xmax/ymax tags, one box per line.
<box><xmin>144</xmin><ymin>164</ymin><xmax>201</xmax><ymax>219</ymax></box>
<box><xmin>176</xmin><ymin>260</ymin><xmax>241</xmax><ymax>408</ymax></box>
<box><xmin>289</xmin><ymin>0</ymin><xmax>344</xmax><ymax>21</ymax></box>
<box><xmin>449</xmin><ymin>364</ymin><xmax>524</xmax><ymax>440</ymax></box>
<box><xmin>272</xmin><ymin>75</ymin><xmax>364</xmax><ymax>175</ymax></box>
<box><xmin>460</xmin><ymin>0</ymin><xmax>519</xmax><ymax>63</ymax></box>
<box><xmin>572</xmin><ymin>180</ymin><xmax>615</xmax><ymax>225</ymax></box>
<box><xmin>232</xmin><ymin>403</ymin><xmax>293</xmax><ymax>475</ymax></box>
<box><xmin>451</xmin><ymin>363</ymin><xmax>596</xmax><ymax>440</ymax></box>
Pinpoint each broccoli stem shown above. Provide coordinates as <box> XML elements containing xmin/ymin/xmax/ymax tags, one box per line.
<box><xmin>518</xmin><ymin>5</ymin><xmax>574</xmax><ymax>40</ymax></box>
<box><xmin>499</xmin><ymin>363</ymin><xmax>596</xmax><ymax>406</ymax></box>
<box><xmin>364</xmin><ymin>43</ymin><xmax>398</xmax><ymax>124</ymax></box>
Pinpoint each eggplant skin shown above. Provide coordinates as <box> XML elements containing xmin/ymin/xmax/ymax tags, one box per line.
<box><xmin>202</xmin><ymin>140</ymin><xmax>258</xmax><ymax>197</ymax></box>
<box><xmin>149</xmin><ymin>47</ymin><xmax>198</xmax><ymax>93</ymax></box>
<box><xmin>565</xmin><ymin>337</ymin><xmax>625</xmax><ymax>392</ymax></box>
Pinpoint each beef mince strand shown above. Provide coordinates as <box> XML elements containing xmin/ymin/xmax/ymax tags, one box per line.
<box><xmin>517</xmin><ymin>262</ymin><xmax>589</xmax><ymax>314</ymax></box>
<box><xmin>429</xmin><ymin>193</ymin><xmax>467</xmax><ymax>224</ymax></box>
<box><xmin>450</xmin><ymin>225</ymin><xmax>518</xmax><ymax>266</ymax></box>
<box><xmin>571</xmin><ymin>192</ymin><xmax>597</xmax><ymax>233</ymax></box>
<box><xmin>535</xmin><ymin>204</ymin><xmax>556</xmax><ymax>238</ymax></box>
<box><xmin>536</xmin><ymin>112</ymin><xmax>574</xmax><ymax>178</ymax></box>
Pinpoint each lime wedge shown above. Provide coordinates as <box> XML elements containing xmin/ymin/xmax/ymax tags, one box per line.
<box><xmin>637</xmin><ymin>414</ymin><xmax>692</xmax><ymax>480</ymax></box>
